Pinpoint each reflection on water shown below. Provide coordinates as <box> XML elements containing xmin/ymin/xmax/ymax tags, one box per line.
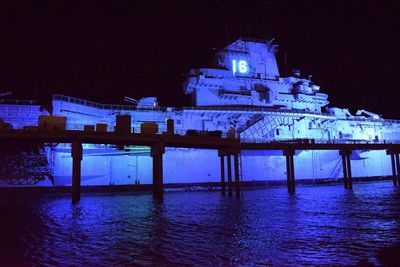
<box><xmin>1</xmin><ymin>182</ymin><xmax>400</xmax><ymax>265</ymax></box>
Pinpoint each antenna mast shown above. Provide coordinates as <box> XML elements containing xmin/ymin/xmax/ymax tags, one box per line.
<box><xmin>284</xmin><ymin>52</ymin><xmax>288</xmax><ymax>76</ymax></box>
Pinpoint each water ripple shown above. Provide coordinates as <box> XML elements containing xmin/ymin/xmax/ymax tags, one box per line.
<box><xmin>1</xmin><ymin>182</ymin><xmax>400</xmax><ymax>265</ymax></box>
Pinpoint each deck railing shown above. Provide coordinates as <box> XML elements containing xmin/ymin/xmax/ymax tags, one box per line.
<box><xmin>53</xmin><ymin>94</ymin><xmax>167</xmax><ymax>112</ymax></box>
<box><xmin>239</xmin><ymin>138</ymin><xmax>400</xmax><ymax>145</ymax></box>
<box><xmin>52</xmin><ymin>94</ymin><xmax>400</xmax><ymax>124</ymax></box>
<box><xmin>0</xmin><ymin>99</ymin><xmax>38</xmax><ymax>105</ymax></box>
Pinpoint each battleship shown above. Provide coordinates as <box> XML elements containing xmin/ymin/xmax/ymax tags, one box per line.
<box><xmin>1</xmin><ymin>38</ymin><xmax>400</xmax><ymax>188</ymax></box>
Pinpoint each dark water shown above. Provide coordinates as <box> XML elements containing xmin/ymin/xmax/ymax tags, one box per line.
<box><xmin>1</xmin><ymin>182</ymin><xmax>400</xmax><ymax>266</ymax></box>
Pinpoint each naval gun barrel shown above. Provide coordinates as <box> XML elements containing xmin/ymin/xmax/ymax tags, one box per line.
<box><xmin>0</xmin><ymin>91</ymin><xmax>12</xmax><ymax>98</ymax></box>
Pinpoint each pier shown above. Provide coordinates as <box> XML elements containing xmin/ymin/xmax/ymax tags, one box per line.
<box><xmin>1</xmin><ymin>130</ymin><xmax>400</xmax><ymax>202</ymax></box>
<box><xmin>0</xmin><ymin>130</ymin><xmax>237</xmax><ymax>202</ymax></box>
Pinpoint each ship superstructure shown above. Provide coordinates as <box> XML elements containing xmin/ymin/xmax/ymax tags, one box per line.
<box><xmin>1</xmin><ymin>38</ymin><xmax>400</xmax><ymax>187</ymax></box>
<box><xmin>184</xmin><ymin>38</ymin><xmax>328</xmax><ymax>112</ymax></box>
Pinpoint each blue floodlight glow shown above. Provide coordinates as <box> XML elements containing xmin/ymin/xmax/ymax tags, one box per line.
<box><xmin>232</xmin><ymin>59</ymin><xmax>248</xmax><ymax>75</ymax></box>
<box><xmin>0</xmin><ymin>38</ymin><xmax>398</xmax><ymax>190</ymax></box>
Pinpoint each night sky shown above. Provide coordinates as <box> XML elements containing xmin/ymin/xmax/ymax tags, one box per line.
<box><xmin>1</xmin><ymin>1</ymin><xmax>399</xmax><ymax>117</ymax></box>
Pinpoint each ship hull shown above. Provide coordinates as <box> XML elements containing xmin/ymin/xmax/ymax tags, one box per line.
<box><xmin>1</xmin><ymin>95</ymin><xmax>398</xmax><ymax>188</ymax></box>
<box><xmin>1</xmin><ymin>145</ymin><xmax>391</xmax><ymax>188</ymax></box>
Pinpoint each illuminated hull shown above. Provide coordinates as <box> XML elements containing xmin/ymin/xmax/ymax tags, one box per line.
<box><xmin>0</xmin><ymin>99</ymin><xmax>398</xmax><ymax>188</ymax></box>
<box><xmin>0</xmin><ymin>145</ymin><xmax>391</xmax><ymax>188</ymax></box>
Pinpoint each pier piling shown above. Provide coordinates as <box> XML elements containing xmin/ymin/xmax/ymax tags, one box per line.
<box><xmin>387</xmin><ymin>150</ymin><xmax>398</xmax><ymax>187</ymax></box>
<box><xmin>290</xmin><ymin>154</ymin><xmax>295</xmax><ymax>193</ymax></box>
<box><xmin>151</xmin><ymin>143</ymin><xmax>165</xmax><ymax>200</ymax></box>
<box><xmin>218</xmin><ymin>150</ymin><xmax>226</xmax><ymax>196</ymax></box>
<box><xmin>283</xmin><ymin>149</ymin><xmax>295</xmax><ymax>193</ymax></box>
<box><xmin>341</xmin><ymin>154</ymin><xmax>348</xmax><ymax>189</ymax></box>
<box><xmin>346</xmin><ymin>153</ymin><xmax>353</xmax><ymax>189</ymax></box>
<box><xmin>340</xmin><ymin>150</ymin><xmax>352</xmax><ymax>190</ymax></box>
<box><xmin>227</xmin><ymin>155</ymin><xmax>233</xmax><ymax>197</ymax></box>
<box><xmin>71</xmin><ymin>141</ymin><xmax>82</xmax><ymax>203</ymax></box>
<box><xmin>390</xmin><ymin>153</ymin><xmax>397</xmax><ymax>186</ymax></box>
<box><xmin>233</xmin><ymin>152</ymin><xmax>240</xmax><ymax>198</ymax></box>
<box><xmin>395</xmin><ymin>153</ymin><xmax>400</xmax><ymax>186</ymax></box>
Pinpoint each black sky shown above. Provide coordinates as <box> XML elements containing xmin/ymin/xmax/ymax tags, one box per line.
<box><xmin>1</xmin><ymin>0</ymin><xmax>399</xmax><ymax>117</ymax></box>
